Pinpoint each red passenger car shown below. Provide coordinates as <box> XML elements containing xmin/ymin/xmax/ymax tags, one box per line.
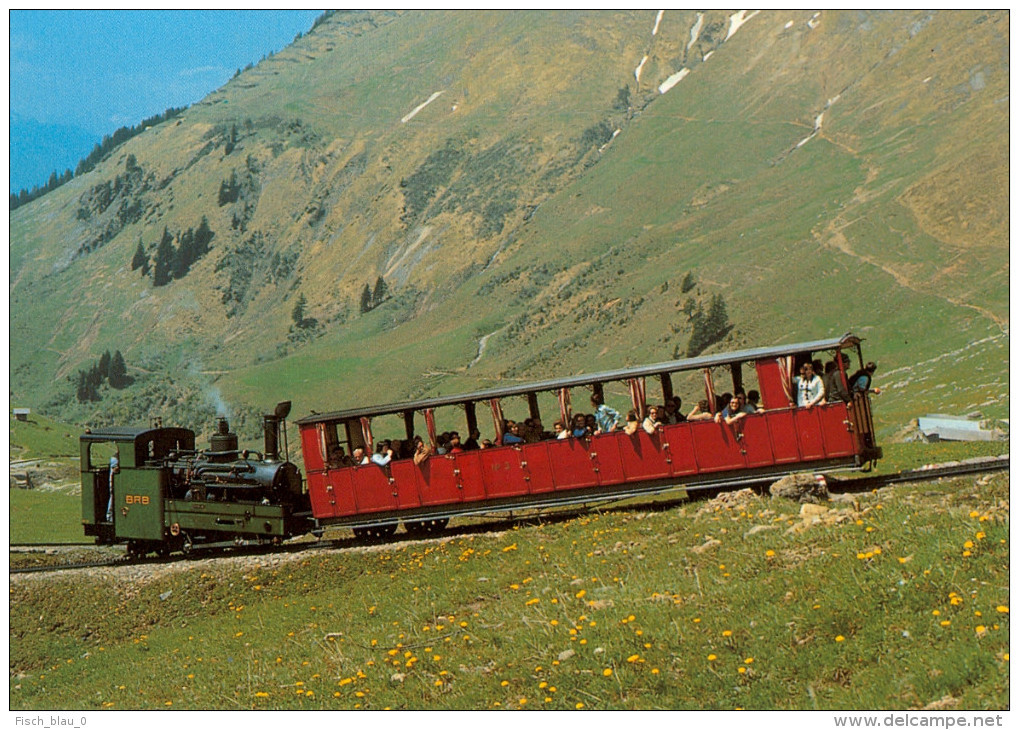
<box><xmin>296</xmin><ymin>334</ymin><xmax>881</xmax><ymax>539</ymax></box>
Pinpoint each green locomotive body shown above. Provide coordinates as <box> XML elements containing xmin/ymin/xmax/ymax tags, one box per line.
<box><xmin>81</xmin><ymin>404</ymin><xmax>311</xmax><ymax>556</ymax></box>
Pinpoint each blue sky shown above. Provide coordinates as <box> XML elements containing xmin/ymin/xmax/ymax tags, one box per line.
<box><xmin>10</xmin><ymin>10</ymin><xmax>323</xmax><ymax>135</ymax></box>
<box><xmin>9</xmin><ymin>10</ymin><xmax>322</xmax><ymax>191</ymax></box>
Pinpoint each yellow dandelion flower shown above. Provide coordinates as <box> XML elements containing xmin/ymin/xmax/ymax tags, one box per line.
<box><xmin>962</xmin><ymin>550</ymin><xmax>972</xmax><ymax>557</ymax></box>
<box><xmin>255</xmin><ymin>692</ymin><xmax>269</xmax><ymax>698</ymax></box>
<box><xmin>964</xmin><ymin>540</ymin><xmax>974</xmax><ymax>549</ymax></box>
<box><xmin>651</xmin><ymin>668</ymin><xmax>660</xmax><ymax>675</ymax></box>
<box><xmin>693</xmin><ymin>617</ymin><xmax>701</xmax><ymax>623</ymax></box>
<box><xmin>969</xmin><ymin>510</ymin><xmax>980</xmax><ymax>518</ymax></box>
<box><xmin>976</xmin><ymin>626</ymin><xmax>988</xmax><ymax>636</ymax></box>
<box><xmin>707</xmin><ymin>654</ymin><xmax>717</xmax><ymax>661</ymax></box>
<box><xmin>765</xmin><ymin>550</ymin><xmax>775</xmax><ymax>558</ymax></box>
<box><xmin>932</xmin><ymin>610</ymin><xmax>941</xmax><ymax>616</ymax></box>
<box><xmin>539</xmin><ymin>681</ymin><xmax>548</xmax><ymax>689</ymax></box>
<box><xmin>576</xmin><ymin>702</ymin><xmax>585</xmax><ymax>709</ymax></box>
<box><xmin>722</xmin><ymin>630</ymin><xmax>732</xmax><ymax>637</ymax></box>
<box><xmin>519</xmin><ymin>698</ymin><xmax>527</xmax><ymax>705</ymax></box>
<box><xmin>501</xmin><ymin>680</ymin><xmax>509</xmax><ymax>687</ymax></box>
<box><xmin>627</xmin><ymin>654</ymin><xmax>640</xmax><ymax>663</ymax></box>
<box><xmin>976</xmin><ymin>531</ymin><xmax>986</xmax><ymax>540</ymax></box>
<box><xmin>434</xmin><ymin>679</ymin><xmax>443</xmax><ymax>687</ymax></box>
<box><xmin>997</xmin><ymin>606</ymin><xmax>1009</xmax><ymax>614</ymax></box>
<box><xmin>1004</xmin><ymin>654</ymin><xmax>1009</xmax><ymax>662</ymax></box>
<box><xmin>550</xmin><ymin>619</ymin><xmax>559</xmax><ymax>626</ymax></box>
<box><xmin>835</xmin><ymin>635</ymin><xmax>845</xmax><ymax>642</ymax></box>
<box><xmin>603</xmin><ymin>668</ymin><xmax>613</xmax><ymax>677</ymax></box>
<box><xmin>940</xmin><ymin>620</ymin><xmax>951</xmax><ymax>627</ymax></box>
<box><xmin>744</xmin><ymin>657</ymin><xmax>754</xmax><ymax>664</ymax></box>
<box><xmin>738</xmin><ymin>667</ymin><xmax>747</xmax><ymax>674</ymax></box>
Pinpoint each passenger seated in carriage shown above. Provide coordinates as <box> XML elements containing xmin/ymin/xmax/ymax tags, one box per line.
<box><xmin>686</xmin><ymin>399</ymin><xmax>714</xmax><ymax>421</ymax></box>
<box><xmin>642</xmin><ymin>405</ymin><xmax>665</xmax><ymax>434</ymax></box>
<box><xmin>715</xmin><ymin>395</ymin><xmax>748</xmax><ymax>426</ymax></box>
<box><xmin>623</xmin><ymin>410</ymin><xmax>640</xmax><ymax>435</ymax></box>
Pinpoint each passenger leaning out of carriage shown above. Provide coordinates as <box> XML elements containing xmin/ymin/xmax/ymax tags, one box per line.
<box><xmin>642</xmin><ymin>405</ymin><xmax>665</xmax><ymax>434</ymax></box>
<box><xmin>849</xmin><ymin>361</ymin><xmax>881</xmax><ymax>395</ymax></box>
<box><xmin>744</xmin><ymin>390</ymin><xmax>764</xmax><ymax>414</ymax></box>
<box><xmin>794</xmin><ymin>362</ymin><xmax>825</xmax><ymax>408</ymax></box>
<box><xmin>686</xmin><ymin>399</ymin><xmax>714</xmax><ymax>421</ymax></box>
<box><xmin>352</xmin><ymin>447</ymin><xmax>369</xmax><ymax>465</ymax></box>
<box><xmin>591</xmin><ymin>392</ymin><xmax>620</xmax><ymax>434</ymax></box>
<box><xmin>412</xmin><ymin>435</ymin><xmax>432</xmax><ymax>465</ymax></box>
<box><xmin>571</xmin><ymin>413</ymin><xmax>590</xmax><ymax>438</ymax></box>
<box><xmin>554</xmin><ymin>420</ymin><xmax>570</xmax><ymax>440</ymax></box>
<box><xmin>715</xmin><ymin>395</ymin><xmax>748</xmax><ymax>425</ymax></box>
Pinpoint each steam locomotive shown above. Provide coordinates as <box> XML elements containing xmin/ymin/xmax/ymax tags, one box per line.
<box><xmin>81</xmin><ymin>402</ymin><xmax>312</xmax><ymax>556</ymax></box>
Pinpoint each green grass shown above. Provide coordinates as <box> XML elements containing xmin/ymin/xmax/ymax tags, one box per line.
<box><xmin>9</xmin><ymin>414</ymin><xmax>80</xmax><ymax>459</ymax></box>
<box><xmin>9</xmin><ymin>487</ymin><xmax>84</xmax><ymax>544</ymax></box>
<box><xmin>10</xmin><ymin>465</ymin><xmax>1008</xmax><ymax>710</ymax></box>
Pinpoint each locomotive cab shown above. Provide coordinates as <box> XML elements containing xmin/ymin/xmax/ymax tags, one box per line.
<box><xmin>81</xmin><ymin>427</ymin><xmax>195</xmax><ymax>544</ymax></box>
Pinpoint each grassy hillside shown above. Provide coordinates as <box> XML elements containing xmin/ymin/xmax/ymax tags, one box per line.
<box><xmin>8</xmin><ymin>10</ymin><xmax>1009</xmax><ymax>440</ymax></box>
<box><xmin>10</xmin><ymin>468</ymin><xmax>1009</xmax><ymax>710</ymax></box>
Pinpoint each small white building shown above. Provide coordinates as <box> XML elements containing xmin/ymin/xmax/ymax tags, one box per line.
<box><xmin>13</xmin><ymin>408</ymin><xmax>30</xmax><ymax>422</ymax></box>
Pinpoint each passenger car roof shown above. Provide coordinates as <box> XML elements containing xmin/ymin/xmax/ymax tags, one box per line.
<box><xmin>296</xmin><ymin>334</ymin><xmax>860</xmax><ymax>425</ymax></box>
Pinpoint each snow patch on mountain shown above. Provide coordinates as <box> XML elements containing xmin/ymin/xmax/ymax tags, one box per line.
<box><xmin>659</xmin><ymin>68</ymin><xmax>690</xmax><ymax>94</ymax></box>
<box><xmin>652</xmin><ymin>9</ymin><xmax>665</xmax><ymax>35</ymax></box>
<box><xmin>635</xmin><ymin>55</ymin><xmax>648</xmax><ymax>83</ymax></box>
<box><xmin>401</xmin><ymin>91</ymin><xmax>444</xmax><ymax>124</ymax></box>
<box><xmin>726</xmin><ymin>10</ymin><xmax>760</xmax><ymax>41</ymax></box>
<box><xmin>687</xmin><ymin>12</ymin><xmax>704</xmax><ymax>50</ymax></box>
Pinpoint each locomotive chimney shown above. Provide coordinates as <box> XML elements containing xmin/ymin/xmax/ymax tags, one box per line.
<box><xmin>263</xmin><ymin>402</ymin><xmax>291</xmax><ymax>462</ymax></box>
<box><xmin>210</xmin><ymin>417</ymin><xmax>239</xmax><ymax>454</ymax></box>
<box><xmin>263</xmin><ymin>415</ymin><xmax>279</xmax><ymax>461</ymax></box>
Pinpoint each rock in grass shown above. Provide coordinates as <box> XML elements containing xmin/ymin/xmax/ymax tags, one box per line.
<box><xmin>770</xmin><ymin>473</ymin><xmax>829</xmax><ymax>504</ymax></box>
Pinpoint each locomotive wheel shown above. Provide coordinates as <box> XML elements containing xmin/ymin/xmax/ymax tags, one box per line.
<box><xmin>404</xmin><ymin>518</ymin><xmax>449</xmax><ymax>536</ymax></box>
<box><xmin>352</xmin><ymin>524</ymin><xmax>397</xmax><ymax>543</ymax></box>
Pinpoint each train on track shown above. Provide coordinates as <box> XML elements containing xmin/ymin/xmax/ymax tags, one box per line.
<box><xmin>82</xmin><ymin>333</ymin><xmax>882</xmax><ymax>555</ymax></box>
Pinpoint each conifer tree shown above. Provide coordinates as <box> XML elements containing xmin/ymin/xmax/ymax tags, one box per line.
<box><xmin>372</xmin><ymin>275</ymin><xmax>388</xmax><ymax>306</ymax></box>
<box><xmin>152</xmin><ymin>227</ymin><xmax>175</xmax><ymax>286</ymax></box>
<box><xmin>109</xmin><ymin>350</ymin><xmax>129</xmax><ymax>389</ymax></box>
<box><xmin>194</xmin><ymin>215</ymin><xmax>214</xmax><ymax>257</ymax></box>
<box><xmin>292</xmin><ymin>293</ymin><xmax>307</xmax><ymax>328</ymax></box>
<box><xmin>98</xmin><ymin>350</ymin><xmax>112</xmax><ymax>380</ymax></box>
<box><xmin>131</xmin><ymin>239</ymin><xmax>147</xmax><ymax>272</ymax></box>
<box><xmin>359</xmin><ymin>283</ymin><xmax>373</xmax><ymax>313</ymax></box>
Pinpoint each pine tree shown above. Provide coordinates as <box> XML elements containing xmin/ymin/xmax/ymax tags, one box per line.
<box><xmin>292</xmin><ymin>293</ymin><xmax>307</xmax><ymax>328</ymax></box>
<box><xmin>98</xmin><ymin>350</ymin><xmax>112</xmax><ymax>380</ymax></box>
<box><xmin>194</xmin><ymin>215</ymin><xmax>214</xmax><ymax>257</ymax></box>
<box><xmin>131</xmin><ymin>239</ymin><xmax>147</xmax><ymax>271</ymax></box>
<box><xmin>372</xmin><ymin>275</ymin><xmax>388</xmax><ymax>306</ymax></box>
<box><xmin>359</xmin><ymin>283</ymin><xmax>373</xmax><ymax>313</ymax></box>
<box><xmin>152</xmin><ymin>227</ymin><xmax>175</xmax><ymax>286</ymax></box>
<box><xmin>172</xmin><ymin>228</ymin><xmax>196</xmax><ymax>280</ymax></box>
<box><xmin>109</xmin><ymin>350</ymin><xmax>129</xmax><ymax>389</ymax></box>
<box><xmin>681</xmin><ymin>271</ymin><xmax>696</xmax><ymax>293</ymax></box>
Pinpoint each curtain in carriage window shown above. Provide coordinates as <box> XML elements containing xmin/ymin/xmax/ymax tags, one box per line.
<box><xmin>776</xmin><ymin>356</ymin><xmax>795</xmax><ymax>406</ymax></box>
<box><xmin>627</xmin><ymin>378</ymin><xmax>647</xmax><ymax>419</ymax></box>
<box><xmin>423</xmin><ymin>408</ymin><xmax>438</xmax><ymax>449</ymax></box>
<box><xmin>359</xmin><ymin>417</ymin><xmax>374</xmax><ymax>452</ymax></box>
<box><xmin>489</xmin><ymin>399</ymin><xmax>505</xmax><ymax>445</ymax></box>
<box><xmin>703</xmin><ymin>368</ymin><xmax>716</xmax><ymax>414</ymax></box>
<box><xmin>557</xmin><ymin>388</ymin><xmax>572</xmax><ymax>428</ymax></box>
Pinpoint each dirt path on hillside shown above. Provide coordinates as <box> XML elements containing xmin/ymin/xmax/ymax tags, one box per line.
<box><xmin>814</xmin><ymin>176</ymin><xmax>1009</xmax><ymax>333</ymax></box>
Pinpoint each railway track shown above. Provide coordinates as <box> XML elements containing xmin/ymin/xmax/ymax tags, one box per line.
<box><xmin>10</xmin><ymin>454</ymin><xmax>1008</xmax><ymax>576</ymax></box>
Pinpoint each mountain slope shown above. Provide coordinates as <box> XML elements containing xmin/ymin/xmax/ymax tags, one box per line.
<box><xmin>9</xmin><ymin>10</ymin><xmax>1008</xmax><ymax>439</ymax></box>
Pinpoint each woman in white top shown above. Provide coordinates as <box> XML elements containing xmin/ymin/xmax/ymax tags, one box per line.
<box><xmin>642</xmin><ymin>406</ymin><xmax>664</xmax><ymax>434</ymax></box>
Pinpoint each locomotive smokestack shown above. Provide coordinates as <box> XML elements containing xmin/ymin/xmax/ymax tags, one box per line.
<box><xmin>263</xmin><ymin>403</ymin><xmax>291</xmax><ymax>462</ymax></box>
<box><xmin>264</xmin><ymin>415</ymin><xmax>279</xmax><ymax>461</ymax></box>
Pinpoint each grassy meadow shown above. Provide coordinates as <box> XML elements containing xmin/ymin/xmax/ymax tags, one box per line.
<box><xmin>9</xmin><ymin>439</ymin><xmax>1009</xmax><ymax>711</ymax></box>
